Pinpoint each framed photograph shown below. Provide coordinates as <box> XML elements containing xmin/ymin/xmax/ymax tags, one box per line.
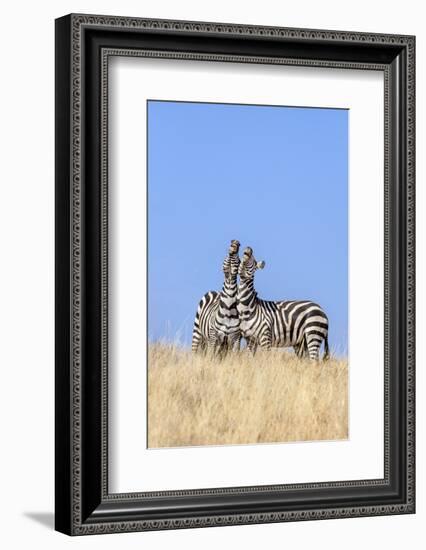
<box><xmin>55</xmin><ymin>14</ymin><xmax>415</xmax><ymax>535</ymax></box>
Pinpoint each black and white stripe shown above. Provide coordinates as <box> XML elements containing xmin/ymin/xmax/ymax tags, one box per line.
<box><xmin>237</xmin><ymin>247</ymin><xmax>329</xmax><ymax>360</ymax></box>
<box><xmin>192</xmin><ymin>240</ymin><xmax>241</xmax><ymax>355</ymax></box>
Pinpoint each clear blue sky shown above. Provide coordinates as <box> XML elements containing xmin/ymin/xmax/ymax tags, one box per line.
<box><xmin>148</xmin><ymin>100</ymin><xmax>348</xmax><ymax>354</ymax></box>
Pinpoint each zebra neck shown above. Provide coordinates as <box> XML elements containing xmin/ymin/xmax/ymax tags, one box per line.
<box><xmin>220</xmin><ymin>278</ymin><xmax>238</xmax><ymax>301</ymax></box>
<box><xmin>237</xmin><ymin>279</ymin><xmax>258</xmax><ymax>312</ymax></box>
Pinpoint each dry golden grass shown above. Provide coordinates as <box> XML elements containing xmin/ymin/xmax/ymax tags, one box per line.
<box><xmin>148</xmin><ymin>343</ymin><xmax>348</xmax><ymax>448</ymax></box>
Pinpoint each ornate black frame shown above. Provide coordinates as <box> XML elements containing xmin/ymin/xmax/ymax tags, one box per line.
<box><xmin>55</xmin><ymin>14</ymin><xmax>415</xmax><ymax>535</ymax></box>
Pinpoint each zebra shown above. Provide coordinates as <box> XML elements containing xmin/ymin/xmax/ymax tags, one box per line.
<box><xmin>237</xmin><ymin>247</ymin><xmax>330</xmax><ymax>360</ymax></box>
<box><xmin>192</xmin><ymin>240</ymin><xmax>241</xmax><ymax>355</ymax></box>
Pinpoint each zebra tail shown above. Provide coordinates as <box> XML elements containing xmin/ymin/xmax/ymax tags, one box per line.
<box><xmin>323</xmin><ymin>334</ymin><xmax>330</xmax><ymax>361</ymax></box>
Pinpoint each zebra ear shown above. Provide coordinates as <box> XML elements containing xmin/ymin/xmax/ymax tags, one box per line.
<box><xmin>257</xmin><ymin>260</ymin><xmax>265</xmax><ymax>269</ymax></box>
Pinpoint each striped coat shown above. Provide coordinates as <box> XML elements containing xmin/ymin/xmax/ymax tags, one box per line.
<box><xmin>192</xmin><ymin>240</ymin><xmax>241</xmax><ymax>355</ymax></box>
<box><xmin>237</xmin><ymin>247</ymin><xmax>329</xmax><ymax>360</ymax></box>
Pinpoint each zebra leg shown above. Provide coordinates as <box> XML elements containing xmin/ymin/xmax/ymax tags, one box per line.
<box><xmin>259</xmin><ymin>329</ymin><xmax>272</xmax><ymax>351</ymax></box>
<box><xmin>323</xmin><ymin>334</ymin><xmax>330</xmax><ymax>361</ymax></box>
<box><xmin>305</xmin><ymin>332</ymin><xmax>323</xmax><ymax>361</ymax></box>
<box><xmin>230</xmin><ymin>333</ymin><xmax>241</xmax><ymax>352</ymax></box>
<box><xmin>207</xmin><ymin>338</ymin><xmax>218</xmax><ymax>355</ymax></box>
<box><xmin>207</xmin><ymin>329</ymin><xmax>223</xmax><ymax>356</ymax></box>
<box><xmin>294</xmin><ymin>342</ymin><xmax>305</xmax><ymax>358</ymax></box>
<box><xmin>246</xmin><ymin>337</ymin><xmax>257</xmax><ymax>354</ymax></box>
<box><xmin>217</xmin><ymin>336</ymin><xmax>229</xmax><ymax>359</ymax></box>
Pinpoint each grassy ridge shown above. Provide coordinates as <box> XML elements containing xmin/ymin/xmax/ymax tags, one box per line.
<box><xmin>148</xmin><ymin>343</ymin><xmax>348</xmax><ymax>448</ymax></box>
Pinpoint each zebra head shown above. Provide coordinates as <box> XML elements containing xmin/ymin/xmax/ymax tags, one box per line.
<box><xmin>238</xmin><ymin>247</ymin><xmax>265</xmax><ymax>281</ymax></box>
<box><xmin>222</xmin><ymin>239</ymin><xmax>241</xmax><ymax>281</ymax></box>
